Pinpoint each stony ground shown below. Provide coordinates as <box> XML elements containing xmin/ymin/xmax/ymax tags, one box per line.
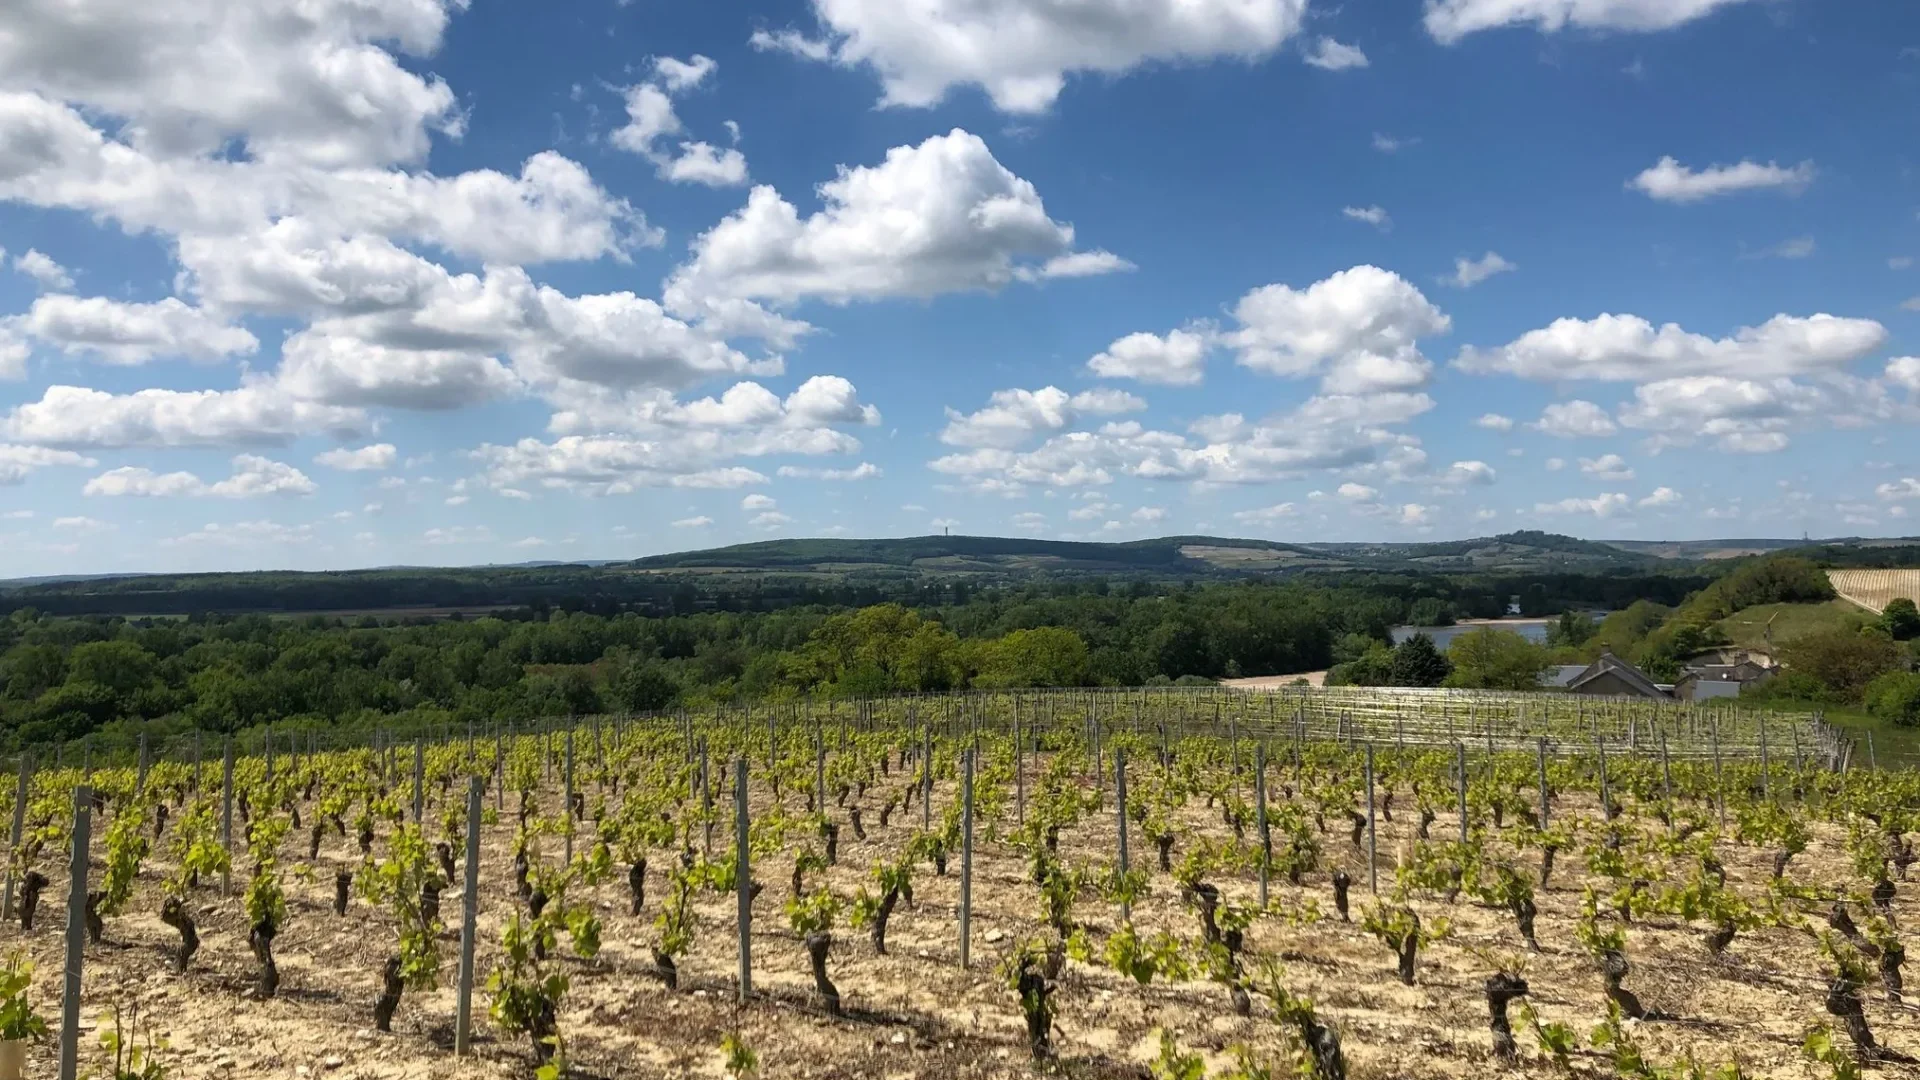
<box><xmin>6</xmin><ymin>753</ymin><xmax>1915</xmax><ymax>1080</ymax></box>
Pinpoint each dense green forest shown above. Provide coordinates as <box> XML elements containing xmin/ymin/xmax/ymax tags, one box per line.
<box><xmin>0</xmin><ymin>577</ymin><xmax>1455</xmax><ymax>751</ymax></box>
<box><xmin>8</xmin><ymin>542</ymin><xmax>1920</xmax><ymax>753</ymax></box>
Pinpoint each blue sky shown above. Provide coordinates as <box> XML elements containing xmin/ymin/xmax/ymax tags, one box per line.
<box><xmin>3</xmin><ymin>0</ymin><xmax>1920</xmax><ymax>575</ymax></box>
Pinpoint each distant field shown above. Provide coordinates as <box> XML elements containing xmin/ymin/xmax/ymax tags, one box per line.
<box><xmin>1714</xmin><ymin>599</ymin><xmax>1865</xmax><ymax>650</ymax></box>
<box><xmin>1829</xmin><ymin>569</ymin><xmax>1920</xmax><ymax>613</ymax></box>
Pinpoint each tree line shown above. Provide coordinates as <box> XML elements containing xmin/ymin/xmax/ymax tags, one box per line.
<box><xmin>0</xmin><ymin>577</ymin><xmax>1463</xmax><ymax>751</ymax></box>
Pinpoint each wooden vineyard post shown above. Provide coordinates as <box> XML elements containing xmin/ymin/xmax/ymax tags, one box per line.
<box><xmin>2</xmin><ymin>754</ymin><xmax>27</xmax><ymax>922</ymax></box>
<box><xmin>960</xmin><ymin>749</ymin><xmax>975</xmax><ymax>970</ymax></box>
<box><xmin>1115</xmin><ymin>751</ymin><xmax>1131</xmax><ymax>921</ymax></box>
<box><xmin>1711</xmin><ymin>721</ymin><xmax>1727</xmax><ymax>830</ymax></box>
<box><xmin>57</xmin><ymin>786</ymin><xmax>92</xmax><ymax>1080</ymax></box>
<box><xmin>735</xmin><ymin>756</ymin><xmax>752</xmax><ymax>1001</ymax></box>
<box><xmin>564</xmin><ymin>730</ymin><xmax>576</xmax><ymax>866</ymax></box>
<box><xmin>1014</xmin><ymin>702</ymin><xmax>1025</xmax><ymax>826</ymax></box>
<box><xmin>1455</xmin><ymin>743</ymin><xmax>1468</xmax><ymax>846</ymax></box>
<box><xmin>1759</xmin><ymin>718</ymin><xmax>1771</xmax><ymax>800</ymax></box>
<box><xmin>1536</xmin><ymin>738</ymin><xmax>1550</xmax><ymax>830</ymax></box>
<box><xmin>700</xmin><ymin>737</ymin><xmax>714</xmax><ymax>854</ymax></box>
<box><xmin>412</xmin><ymin>739</ymin><xmax>425</xmax><ymax>824</ymax></box>
<box><xmin>813</xmin><ymin>734</ymin><xmax>825</xmax><ymax>816</ymax></box>
<box><xmin>921</xmin><ymin>726</ymin><xmax>933</xmax><ymax>832</ymax></box>
<box><xmin>1364</xmin><ymin>744</ymin><xmax>1378</xmax><ymax>895</ymax></box>
<box><xmin>1597</xmin><ymin>736</ymin><xmax>1611</xmax><ymax>815</ymax></box>
<box><xmin>221</xmin><ymin>737</ymin><xmax>235</xmax><ymax>892</ymax></box>
<box><xmin>1659</xmin><ymin>732</ymin><xmax>1674</xmax><ymax>825</ymax></box>
<box><xmin>1092</xmin><ymin>718</ymin><xmax>1103</xmax><ymax>799</ymax></box>
<box><xmin>1255</xmin><ymin>742</ymin><xmax>1270</xmax><ymax>907</ymax></box>
<box><xmin>455</xmin><ymin>777</ymin><xmax>483</xmax><ymax>1055</ymax></box>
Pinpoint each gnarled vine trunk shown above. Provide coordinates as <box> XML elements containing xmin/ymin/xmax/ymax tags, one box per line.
<box><xmin>160</xmin><ymin>895</ymin><xmax>198</xmax><ymax>974</ymax></box>
<box><xmin>805</xmin><ymin>932</ymin><xmax>841</xmax><ymax>1016</ymax></box>
<box><xmin>1015</xmin><ymin>964</ymin><xmax>1053</xmax><ymax>1059</ymax></box>
<box><xmin>651</xmin><ymin>947</ymin><xmax>678</xmax><ymax>990</ymax></box>
<box><xmin>1191</xmin><ymin>882</ymin><xmax>1221</xmax><ymax>946</ymax></box>
<box><xmin>1485</xmin><ymin>973</ymin><xmax>1529</xmax><ymax>1061</ymax></box>
<box><xmin>18</xmin><ymin>870</ymin><xmax>46</xmax><ymax>932</ymax></box>
<box><xmin>1601</xmin><ymin>950</ymin><xmax>1668</xmax><ymax>1021</ymax></box>
<box><xmin>871</xmin><ymin>887</ymin><xmax>900</xmax><ymax>955</ymax></box>
<box><xmin>373</xmin><ymin>955</ymin><xmax>404</xmax><ymax>1032</ymax></box>
<box><xmin>250</xmin><ymin>916</ymin><xmax>280</xmax><ymax>999</ymax></box>
<box><xmin>1512</xmin><ymin>896</ymin><xmax>1538</xmax><ymax>950</ymax></box>
<box><xmin>1394</xmin><ymin>920</ymin><xmax>1420</xmax><ymax>986</ymax></box>
<box><xmin>628</xmin><ymin>859</ymin><xmax>647</xmax><ymax>915</ymax></box>
<box><xmin>1882</xmin><ymin>942</ymin><xmax>1906</xmax><ymax>1004</ymax></box>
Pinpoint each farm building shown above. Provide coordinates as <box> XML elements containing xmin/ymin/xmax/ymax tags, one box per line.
<box><xmin>1673</xmin><ymin>662</ymin><xmax>1775</xmax><ymax>701</ymax></box>
<box><xmin>1539</xmin><ymin>664</ymin><xmax>1589</xmax><ymax>689</ymax></box>
<box><xmin>1562</xmin><ymin>648</ymin><xmax>1671</xmax><ymax>700</ymax></box>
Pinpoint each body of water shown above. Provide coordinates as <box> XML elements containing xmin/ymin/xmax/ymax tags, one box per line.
<box><xmin>1391</xmin><ymin>620</ymin><xmax>1554</xmax><ymax>650</ymax></box>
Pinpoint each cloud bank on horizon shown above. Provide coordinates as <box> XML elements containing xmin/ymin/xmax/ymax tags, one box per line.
<box><xmin>0</xmin><ymin>0</ymin><xmax>1917</xmax><ymax>574</ymax></box>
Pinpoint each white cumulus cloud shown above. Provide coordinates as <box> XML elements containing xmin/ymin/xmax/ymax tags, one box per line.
<box><xmin>1535</xmin><ymin>492</ymin><xmax>1632</xmax><ymax>518</ymax></box>
<box><xmin>1087</xmin><ymin>327</ymin><xmax>1212</xmax><ymax>386</ymax></box>
<box><xmin>1227</xmin><ymin>265</ymin><xmax>1449</xmax><ymax>394</ymax></box>
<box><xmin>940</xmin><ymin>386</ymin><xmax>1145</xmax><ymax>449</ymax></box>
<box><xmin>1342</xmin><ymin>205</ymin><xmax>1390</xmax><ymax>230</ymax></box>
<box><xmin>1628</xmin><ymin>156</ymin><xmax>1815</xmax><ymax>203</ymax></box>
<box><xmin>1445</xmin><ymin>252</ymin><xmax>1515</xmax><ymax>289</ymax></box>
<box><xmin>1425</xmin><ymin>0</ymin><xmax>1762</xmax><ymax>44</ymax></box>
<box><xmin>749</xmin><ymin>0</ymin><xmax>1309</xmax><ymax>114</ymax></box>
<box><xmin>1304</xmin><ymin>38</ymin><xmax>1368</xmax><ymax>70</ymax></box>
<box><xmin>663</xmin><ymin>130</ymin><xmax>1124</xmax><ymax>330</ymax></box>
<box><xmin>1579</xmin><ymin>453</ymin><xmax>1635</xmax><ymax>481</ymax></box>
<box><xmin>12</xmin><ymin>249</ymin><xmax>74</xmax><ymax>290</ymax></box>
<box><xmin>315</xmin><ymin>444</ymin><xmax>398</xmax><ymax>471</ymax></box>
<box><xmin>1531</xmin><ymin>400</ymin><xmax>1618</xmax><ymax>438</ymax></box>
<box><xmin>83</xmin><ymin>454</ymin><xmax>315</xmax><ymax>498</ymax></box>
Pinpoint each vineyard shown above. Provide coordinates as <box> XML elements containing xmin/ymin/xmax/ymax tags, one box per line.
<box><xmin>0</xmin><ymin>687</ymin><xmax>1908</xmax><ymax>1080</ymax></box>
<box><xmin>1828</xmin><ymin>571</ymin><xmax>1920</xmax><ymax>616</ymax></box>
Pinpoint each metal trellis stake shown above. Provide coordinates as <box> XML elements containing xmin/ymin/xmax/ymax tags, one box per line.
<box><xmin>960</xmin><ymin>749</ymin><xmax>974</xmax><ymax>969</ymax></box>
<box><xmin>57</xmin><ymin>786</ymin><xmax>92</xmax><ymax>1080</ymax></box>
<box><xmin>735</xmin><ymin>756</ymin><xmax>752</xmax><ymax>1001</ymax></box>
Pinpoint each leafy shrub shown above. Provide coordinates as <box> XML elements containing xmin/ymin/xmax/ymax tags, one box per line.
<box><xmin>1779</xmin><ymin>627</ymin><xmax>1907</xmax><ymax>704</ymax></box>
<box><xmin>1865</xmin><ymin>672</ymin><xmax>1920</xmax><ymax>728</ymax></box>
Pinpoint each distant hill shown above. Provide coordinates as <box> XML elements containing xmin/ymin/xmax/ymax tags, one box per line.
<box><xmin>1603</xmin><ymin>538</ymin><xmax>1813</xmax><ymax>561</ymax></box>
<box><xmin>13</xmin><ymin>531</ymin><xmax>1918</xmax><ymax>619</ymax></box>
<box><xmin>629</xmin><ymin>530</ymin><xmax>1667</xmax><ymax>577</ymax></box>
